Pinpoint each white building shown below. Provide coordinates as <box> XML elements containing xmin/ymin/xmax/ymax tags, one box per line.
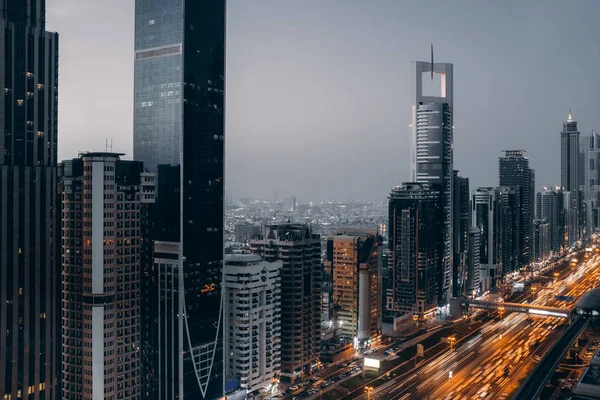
<box><xmin>224</xmin><ymin>254</ymin><xmax>281</xmax><ymax>397</ymax></box>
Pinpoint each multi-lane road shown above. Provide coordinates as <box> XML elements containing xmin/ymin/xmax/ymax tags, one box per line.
<box><xmin>346</xmin><ymin>251</ymin><xmax>600</xmax><ymax>400</ymax></box>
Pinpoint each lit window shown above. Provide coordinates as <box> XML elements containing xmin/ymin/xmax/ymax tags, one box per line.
<box><xmin>17</xmin><ymin>99</ymin><xmax>24</xmax><ymax>106</ymax></box>
<box><xmin>149</xmin><ymin>19</ymin><xmax>155</xmax><ymax>25</ymax></box>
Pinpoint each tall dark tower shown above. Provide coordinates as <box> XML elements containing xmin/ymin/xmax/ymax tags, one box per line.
<box><xmin>0</xmin><ymin>1</ymin><xmax>59</xmax><ymax>398</ymax></box>
<box><xmin>133</xmin><ymin>0</ymin><xmax>225</xmax><ymax>399</ymax></box>
<box><xmin>499</xmin><ymin>150</ymin><xmax>533</xmax><ymax>270</ymax></box>
<box><xmin>411</xmin><ymin>59</ymin><xmax>453</xmax><ymax>304</ymax></box>
<box><xmin>561</xmin><ymin>111</ymin><xmax>581</xmax><ymax>246</ymax></box>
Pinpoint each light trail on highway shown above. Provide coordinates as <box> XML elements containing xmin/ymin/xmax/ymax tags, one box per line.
<box><xmin>349</xmin><ymin>252</ymin><xmax>600</xmax><ymax>400</ymax></box>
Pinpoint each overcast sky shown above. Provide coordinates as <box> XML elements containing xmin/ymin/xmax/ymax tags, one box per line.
<box><xmin>47</xmin><ymin>0</ymin><xmax>600</xmax><ymax>202</ymax></box>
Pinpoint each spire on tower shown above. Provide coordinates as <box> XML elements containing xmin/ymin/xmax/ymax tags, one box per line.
<box><xmin>568</xmin><ymin>108</ymin><xmax>572</xmax><ymax>122</ymax></box>
<box><xmin>430</xmin><ymin>43</ymin><xmax>434</xmax><ymax>81</ymax></box>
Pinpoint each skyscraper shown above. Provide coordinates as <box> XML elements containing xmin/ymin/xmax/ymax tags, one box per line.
<box><xmin>388</xmin><ymin>183</ymin><xmax>443</xmax><ymax>321</ymax></box>
<box><xmin>499</xmin><ymin>150</ymin><xmax>534</xmax><ymax>268</ymax></box>
<box><xmin>532</xmin><ymin>219</ymin><xmax>550</xmax><ymax>262</ymax></box>
<box><xmin>471</xmin><ymin>187</ymin><xmax>501</xmax><ymax>291</ymax></box>
<box><xmin>325</xmin><ymin>228</ymin><xmax>382</xmax><ymax>343</ymax></box>
<box><xmin>411</xmin><ymin>59</ymin><xmax>454</xmax><ymax>303</ymax></box>
<box><xmin>223</xmin><ymin>254</ymin><xmax>281</xmax><ymax>398</ymax></box>
<box><xmin>466</xmin><ymin>227</ymin><xmax>481</xmax><ymax>298</ymax></box>
<box><xmin>250</xmin><ymin>224</ymin><xmax>321</xmax><ymax>384</ymax></box>
<box><xmin>539</xmin><ymin>187</ymin><xmax>565</xmax><ymax>255</ymax></box>
<box><xmin>133</xmin><ymin>1</ymin><xmax>226</xmax><ymax>398</ymax></box>
<box><xmin>0</xmin><ymin>1</ymin><xmax>59</xmax><ymax>398</ymax></box>
<box><xmin>452</xmin><ymin>172</ymin><xmax>469</xmax><ymax>297</ymax></box>
<box><xmin>498</xmin><ymin>186</ymin><xmax>520</xmax><ymax>276</ymax></box>
<box><xmin>582</xmin><ymin>130</ymin><xmax>600</xmax><ymax>236</ymax></box>
<box><xmin>59</xmin><ymin>153</ymin><xmax>155</xmax><ymax>399</ymax></box>
<box><xmin>561</xmin><ymin>112</ymin><xmax>581</xmax><ymax>246</ymax></box>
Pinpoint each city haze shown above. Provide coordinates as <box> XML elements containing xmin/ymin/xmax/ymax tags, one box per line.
<box><xmin>48</xmin><ymin>0</ymin><xmax>600</xmax><ymax>201</ymax></box>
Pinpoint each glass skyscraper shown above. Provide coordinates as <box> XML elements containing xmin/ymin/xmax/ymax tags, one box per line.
<box><xmin>134</xmin><ymin>1</ymin><xmax>225</xmax><ymax>399</ymax></box>
<box><xmin>0</xmin><ymin>1</ymin><xmax>59</xmax><ymax>398</ymax></box>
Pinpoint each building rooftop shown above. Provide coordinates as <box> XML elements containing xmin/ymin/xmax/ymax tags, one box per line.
<box><xmin>224</xmin><ymin>253</ymin><xmax>262</xmax><ymax>265</ymax></box>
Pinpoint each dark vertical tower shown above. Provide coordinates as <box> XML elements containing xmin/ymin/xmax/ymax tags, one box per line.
<box><xmin>388</xmin><ymin>183</ymin><xmax>443</xmax><ymax>321</ymax></box>
<box><xmin>452</xmin><ymin>172</ymin><xmax>469</xmax><ymax>297</ymax></box>
<box><xmin>133</xmin><ymin>0</ymin><xmax>225</xmax><ymax>398</ymax></box>
<box><xmin>498</xmin><ymin>187</ymin><xmax>520</xmax><ymax>276</ymax></box>
<box><xmin>471</xmin><ymin>187</ymin><xmax>501</xmax><ymax>291</ymax></box>
<box><xmin>561</xmin><ymin>112</ymin><xmax>580</xmax><ymax>245</ymax></box>
<box><xmin>499</xmin><ymin>150</ymin><xmax>533</xmax><ymax>268</ymax></box>
<box><xmin>0</xmin><ymin>1</ymin><xmax>59</xmax><ymax>398</ymax></box>
<box><xmin>539</xmin><ymin>187</ymin><xmax>565</xmax><ymax>255</ymax></box>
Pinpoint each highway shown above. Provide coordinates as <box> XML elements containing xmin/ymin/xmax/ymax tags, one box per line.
<box><xmin>512</xmin><ymin>315</ymin><xmax>589</xmax><ymax>400</ymax></box>
<box><xmin>345</xmin><ymin>251</ymin><xmax>600</xmax><ymax>400</ymax></box>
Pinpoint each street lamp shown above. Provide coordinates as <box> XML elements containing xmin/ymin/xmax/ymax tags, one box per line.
<box><xmin>498</xmin><ymin>306</ymin><xmax>504</xmax><ymax>319</ymax></box>
<box><xmin>365</xmin><ymin>386</ymin><xmax>374</xmax><ymax>400</ymax></box>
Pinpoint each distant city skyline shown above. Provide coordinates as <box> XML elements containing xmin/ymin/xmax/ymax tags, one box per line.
<box><xmin>48</xmin><ymin>0</ymin><xmax>600</xmax><ymax>201</ymax></box>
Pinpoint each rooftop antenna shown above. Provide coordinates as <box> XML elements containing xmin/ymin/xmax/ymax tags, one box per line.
<box><xmin>430</xmin><ymin>43</ymin><xmax>434</xmax><ymax>81</ymax></box>
<box><xmin>105</xmin><ymin>138</ymin><xmax>113</xmax><ymax>152</ymax></box>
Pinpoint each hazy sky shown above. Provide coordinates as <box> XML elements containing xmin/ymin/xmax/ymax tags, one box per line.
<box><xmin>47</xmin><ymin>0</ymin><xmax>600</xmax><ymax>202</ymax></box>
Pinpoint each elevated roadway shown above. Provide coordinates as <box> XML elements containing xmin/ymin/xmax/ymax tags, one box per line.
<box><xmin>460</xmin><ymin>298</ymin><xmax>573</xmax><ymax>319</ymax></box>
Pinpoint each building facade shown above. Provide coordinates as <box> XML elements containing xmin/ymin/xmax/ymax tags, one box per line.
<box><xmin>498</xmin><ymin>187</ymin><xmax>520</xmax><ymax>276</ymax></box>
<box><xmin>466</xmin><ymin>228</ymin><xmax>481</xmax><ymax>297</ymax></box>
<box><xmin>325</xmin><ymin>228</ymin><xmax>382</xmax><ymax>344</ymax></box>
<box><xmin>388</xmin><ymin>183</ymin><xmax>443</xmax><ymax>320</ymax></box>
<box><xmin>411</xmin><ymin>59</ymin><xmax>454</xmax><ymax>304</ymax></box>
<box><xmin>582</xmin><ymin>130</ymin><xmax>600</xmax><ymax>236</ymax></box>
<box><xmin>223</xmin><ymin>254</ymin><xmax>281</xmax><ymax>397</ymax></box>
<box><xmin>250</xmin><ymin>224</ymin><xmax>321</xmax><ymax>384</ymax></box>
<box><xmin>0</xmin><ymin>1</ymin><xmax>60</xmax><ymax>398</ymax></box>
<box><xmin>471</xmin><ymin>187</ymin><xmax>501</xmax><ymax>291</ymax></box>
<box><xmin>498</xmin><ymin>150</ymin><xmax>534</xmax><ymax>268</ymax></box>
<box><xmin>133</xmin><ymin>0</ymin><xmax>226</xmax><ymax>398</ymax></box>
<box><xmin>532</xmin><ymin>219</ymin><xmax>550</xmax><ymax>263</ymax></box>
<box><xmin>59</xmin><ymin>153</ymin><xmax>155</xmax><ymax>399</ymax></box>
<box><xmin>561</xmin><ymin>112</ymin><xmax>581</xmax><ymax>246</ymax></box>
<box><xmin>538</xmin><ymin>187</ymin><xmax>565</xmax><ymax>255</ymax></box>
<box><xmin>452</xmin><ymin>172</ymin><xmax>469</xmax><ymax>297</ymax></box>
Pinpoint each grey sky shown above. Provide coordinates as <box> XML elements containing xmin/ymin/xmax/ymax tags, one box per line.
<box><xmin>48</xmin><ymin>0</ymin><xmax>600</xmax><ymax>202</ymax></box>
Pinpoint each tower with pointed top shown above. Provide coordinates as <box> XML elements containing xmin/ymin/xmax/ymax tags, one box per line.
<box><xmin>561</xmin><ymin>111</ymin><xmax>581</xmax><ymax>245</ymax></box>
<box><xmin>410</xmin><ymin>57</ymin><xmax>454</xmax><ymax>304</ymax></box>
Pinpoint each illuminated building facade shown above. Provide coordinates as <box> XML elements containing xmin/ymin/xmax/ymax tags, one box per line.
<box><xmin>250</xmin><ymin>224</ymin><xmax>321</xmax><ymax>384</ymax></box>
<box><xmin>325</xmin><ymin>228</ymin><xmax>382</xmax><ymax>343</ymax></box>
<box><xmin>59</xmin><ymin>153</ymin><xmax>155</xmax><ymax>399</ymax></box>
<box><xmin>388</xmin><ymin>183</ymin><xmax>443</xmax><ymax>321</ymax></box>
<box><xmin>223</xmin><ymin>254</ymin><xmax>281</xmax><ymax>397</ymax></box>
